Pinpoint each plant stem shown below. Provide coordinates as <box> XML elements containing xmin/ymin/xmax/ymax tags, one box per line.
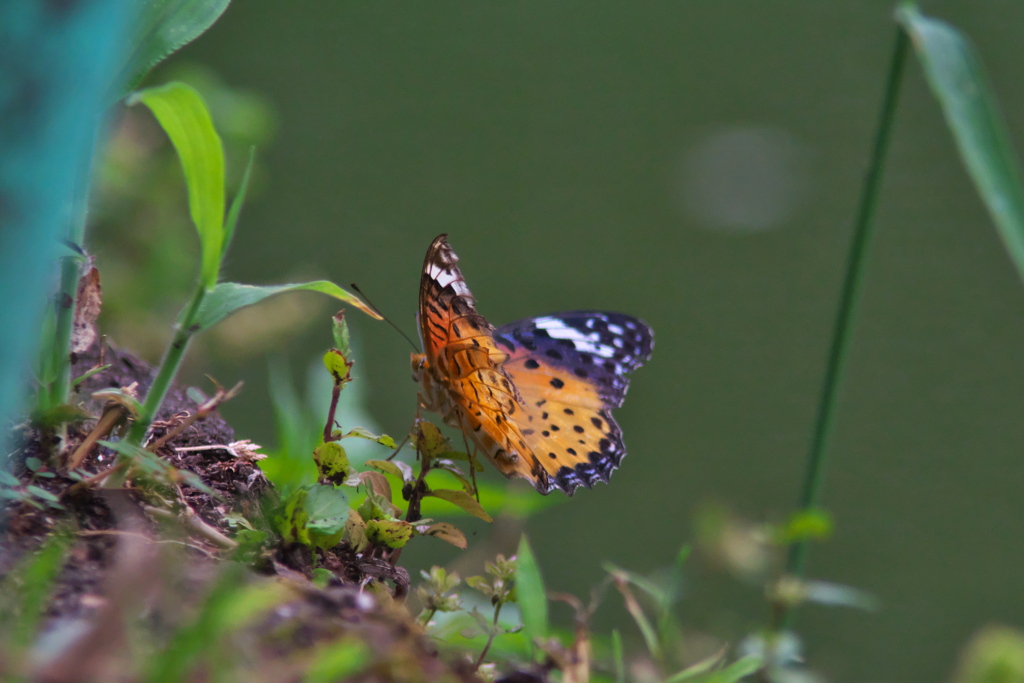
<box><xmin>782</xmin><ymin>28</ymin><xmax>908</xmax><ymax>619</ymax></box>
<box><xmin>47</xmin><ymin>138</ymin><xmax>94</xmax><ymax>410</ymax></box>
<box><xmin>323</xmin><ymin>384</ymin><xmax>341</xmax><ymax>442</ymax></box>
<box><xmin>125</xmin><ymin>284</ymin><xmax>207</xmax><ymax>447</ymax></box>
<box><xmin>475</xmin><ymin>602</ymin><xmax>503</xmax><ymax>670</ymax></box>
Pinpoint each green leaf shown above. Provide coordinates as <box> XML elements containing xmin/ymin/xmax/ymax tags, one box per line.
<box><xmin>414</xmin><ymin>421</ymin><xmax>450</xmax><ymax>459</ymax></box>
<box><xmin>25</xmin><ymin>485</ymin><xmax>60</xmax><ymax>503</ymax></box>
<box><xmin>365</xmin><ymin>459</ymin><xmax>412</xmax><ymax>482</ymax></box>
<box><xmin>304</xmin><ymin>484</ymin><xmax>349</xmax><ymax>536</ymax></box>
<box><xmin>345</xmin><ymin>427</ymin><xmax>396</xmax><ymax>449</ymax></box>
<box><xmin>314</xmin><ymin>442</ymin><xmax>352</xmax><ymax>484</ymax></box>
<box><xmin>366</xmin><ymin>519</ymin><xmax>414</xmax><ymax>549</ymax></box>
<box><xmin>192</xmin><ymin>281</ymin><xmax>380</xmax><ymax>332</ymax></box>
<box><xmin>129</xmin><ymin>82</ymin><xmax>225</xmax><ymax>290</ymax></box>
<box><xmin>332</xmin><ymin>310</ymin><xmax>352</xmax><ymax>356</ymax></box>
<box><xmin>897</xmin><ymin>4</ymin><xmax>1024</xmax><ymax>285</ymax></box>
<box><xmin>276</xmin><ymin>488</ymin><xmax>310</xmax><ymax>545</ymax></box>
<box><xmin>427</xmin><ymin>488</ymin><xmax>493</xmax><ymax>523</ymax></box>
<box><xmin>119</xmin><ymin>0</ymin><xmax>231</xmax><ymax>92</ymax></box>
<box><xmin>323</xmin><ymin>349</ymin><xmax>351</xmax><ymax>385</ymax></box>
<box><xmin>515</xmin><ymin>535</ymin><xmax>548</xmax><ymax>645</ymax></box>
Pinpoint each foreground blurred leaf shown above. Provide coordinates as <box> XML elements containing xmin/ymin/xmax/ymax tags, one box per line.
<box><xmin>305</xmin><ymin>639</ymin><xmax>373</xmax><ymax>683</ymax></box>
<box><xmin>119</xmin><ymin>0</ymin><xmax>231</xmax><ymax>92</ymax></box>
<box><xmin>515</xmin><ymin>535</ymin><xmax>549</xmax><ymax>646</ymax></box>
<box><xmin>192</xmin><ymin>281</ymin><xmax>381</xmax><ymax>331</ymax></box>
<box><xmin>143</xmin><ymin>565</ymin><xmax>286</xmax><ymax>683</ymax></box>
<box><xmin>261</xmin><ymin>358</ymin><xmax>319</xmax><ymax>494</ymax></box>
<box><xmin>129</xmin><ymin>82</ymin><xmax>224</xmax><ymax>289</ymax></box>
<box><xmin>897</xmin><ymin>4</ymin><xmax>1024</xmax><ymax>285</ymax></box>
<box><xmin>1</xmin><ymin>529</ymin><xmax>72</xmax><ymax>649</ymax></box>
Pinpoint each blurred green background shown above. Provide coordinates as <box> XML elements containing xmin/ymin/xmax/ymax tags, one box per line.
<box><xmin>90</xmin><ymin>1</ymin><xmax>1024</xmax><ymax>681</ymax></box>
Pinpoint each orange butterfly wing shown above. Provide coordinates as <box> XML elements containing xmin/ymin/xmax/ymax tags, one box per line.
<box><xmin>494</xmin><ymin>313</ymin><xmax>653</xmax><ymax>493</ymax></box>
<box><xmin>413</xmin><ymin>234</ymin><xmax>654</xmax><ymax>495</ymax></box>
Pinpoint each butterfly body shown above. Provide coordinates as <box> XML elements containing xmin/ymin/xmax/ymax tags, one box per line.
<box><xmin>413</xmin><ymin>235</ymin><xmax>653</xmax><ymax>495</ymax></box>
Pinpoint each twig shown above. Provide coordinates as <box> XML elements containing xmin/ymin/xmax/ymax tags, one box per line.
<box><xmin>65</xmin><ymin>405</ymin><xmax>127</xmax><ymax>470</ymax></box>
<box><xmin>76</xmin><ymin>529</ymin><xmax>215</xmax><ymax>558</ymax></box>
<box><xmin>142</xmin><ymin>504</ymin><xmax>237</xmax><ymax>550</ymax></box>
<box><xmin>145</xmin><ymin>381</ymin><xmax>243</xmax><ymax>453</ymax></box>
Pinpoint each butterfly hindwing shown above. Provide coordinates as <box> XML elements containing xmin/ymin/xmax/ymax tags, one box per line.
<box><xmin>495</xmin><ymin>312</ymin><xmax>654</xmax><ymax>495</ymax></box>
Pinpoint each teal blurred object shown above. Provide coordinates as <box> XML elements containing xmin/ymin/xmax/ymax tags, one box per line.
<box><xmin>0</xmin><ymin>1</ymin><xmax>132</xmax><ymax>444</ymax></box>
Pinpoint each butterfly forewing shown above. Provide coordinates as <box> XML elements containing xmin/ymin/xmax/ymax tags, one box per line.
<box><xmin>414</xmin><ymin>235</ymin><xmax>653</xmax><ymax>496</ymax></box>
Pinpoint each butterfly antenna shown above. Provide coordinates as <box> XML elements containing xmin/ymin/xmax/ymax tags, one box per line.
<box><xmin>350</xmin><ymin>282</ymin><xmax>419</xmax><ymax>351</ymax></box>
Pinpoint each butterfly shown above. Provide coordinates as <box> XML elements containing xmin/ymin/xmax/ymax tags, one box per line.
<box><xmin>411</xmin><ymin>234</ymin><xmax>653</xmax><ymax>496</ymax></box>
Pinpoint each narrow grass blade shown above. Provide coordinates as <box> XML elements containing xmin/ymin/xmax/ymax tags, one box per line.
<box><xmin>222</xmin><ymin>145</ymin><xmax>255</xmax><ymax>260</ymax></box>
<box><xmin>897</xmin><ymin>4</ymin><xmax>1024</xmax><ymax>284</ymax></box>
<box><xmin>515</xmin><ymin>534</ymin><xmax>549</xmax><ymax>647</ymax></box>
<box><xmin>611</xmin><ymin>629</ymin><xmax>625</xmax><ymax>683</ymax></box>
<box><xmin>706</xmin><ymin>654</ymin><xmax>763</xmax><ymax>683</ymax></box>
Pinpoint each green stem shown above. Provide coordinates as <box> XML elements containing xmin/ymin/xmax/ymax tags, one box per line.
<box><xmin>49</xmin><ymin>254</ymin><xmax>81</xmax><ymax>408</ymax></box>
<box><xmin>126</xmin><ymin>284</ymin><xmax>208</xmax><ymax>446</ymax></box>
<box><xmin>47</xmin><ymin>137</ymin><xmax>95</xmax><ymax>410</ymax></box>
<box><xmin>782</xmin><ymin>28</ymin><xmax>908</xmax><ymax>614</ymax></box>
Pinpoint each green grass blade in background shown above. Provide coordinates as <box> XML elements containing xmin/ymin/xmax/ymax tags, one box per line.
<box><xmin>222</xmin><ymin>146</ymin><xmax>256</xmax><ymax>260</ymax></box>
<box><xmin>897</xmin><ymin>3</ymin><xmax>1024</xmax><ymax>283</ymax></box>
<box><xmin>118</xmin><ymin>0</ymin><xmax>231</xmax><ymax>93</ymax></box>
<box><xmin>193</xmin><ymin>281</ymin><xmax>382</xmax><ymax>331</ymax></box>
<box><xmin>130</xmin><ymin>82</ymin><xmax>225</xmax><ymax>290</ymax></box>
<box><xmin>515</xmin><ymin>534</ymin><xmax>549</xmax><ymax>648</ymax></box>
